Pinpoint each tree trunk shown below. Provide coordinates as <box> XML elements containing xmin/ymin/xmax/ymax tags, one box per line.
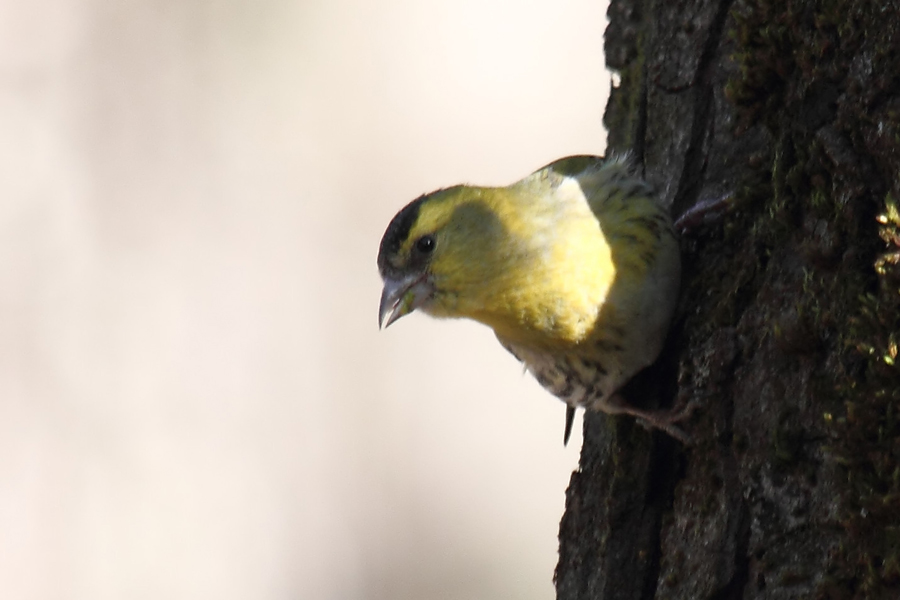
<box><xmin>554</xmin><ymin>1</ymin><xmax>900</xmax><ymax>599</ymax></box>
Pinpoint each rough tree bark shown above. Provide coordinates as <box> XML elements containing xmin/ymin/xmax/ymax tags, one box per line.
<box><xmin>554</xmin><ymin>1</ymin><xmax>900</xmax><ymax>599</ymax></box>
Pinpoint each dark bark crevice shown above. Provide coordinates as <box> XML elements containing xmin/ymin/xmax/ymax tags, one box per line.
<box><xmin>671</xmin><ymin>0</ymin><xmax>735</xmax><ymax>218</ymax></box>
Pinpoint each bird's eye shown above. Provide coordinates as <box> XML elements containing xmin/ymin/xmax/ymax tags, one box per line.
<box><xmin>415</xmin><ymin>235</ymin><xmax>435</xmax><ymax>254</ymax></box>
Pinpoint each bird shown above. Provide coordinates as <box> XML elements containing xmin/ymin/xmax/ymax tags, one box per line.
<box><xmin>377</xmin><ymin>155</ymin><xmax>688</xmax><ymax>444</ymax></box>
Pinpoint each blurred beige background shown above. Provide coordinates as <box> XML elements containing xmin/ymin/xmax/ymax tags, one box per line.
<box><xmin>0</xmin><ymin>1</ymin><xmax>610</xmax><ymax>598</ymax></box>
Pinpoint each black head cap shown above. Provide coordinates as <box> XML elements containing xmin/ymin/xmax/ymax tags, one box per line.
<box><xmin>377</xmin><ymin>194</ymin><xmax>428</xmax><ymax>278</ymax></box>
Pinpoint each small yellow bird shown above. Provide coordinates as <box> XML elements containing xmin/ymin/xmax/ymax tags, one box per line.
<box><xmin>377</xmin><ymin>155</ymin><xmax>687</xmax><ymax>443</ymax></box>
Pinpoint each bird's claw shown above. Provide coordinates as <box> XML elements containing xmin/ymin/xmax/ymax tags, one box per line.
<box><xmin>675</xmin><ymin>192</ymin><xmax>734</xmax><ymax>236</ymax></box>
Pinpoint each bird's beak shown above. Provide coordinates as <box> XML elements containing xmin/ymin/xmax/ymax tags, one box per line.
<box><xmin>379</xmin><ymin>274</ymin><xmax>434</xmax><ymax>329</ymax></box>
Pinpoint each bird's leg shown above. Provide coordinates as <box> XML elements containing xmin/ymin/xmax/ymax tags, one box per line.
<box><xmin>603</xmin><ymin>395</ymin><xmax>698</xmax><ymax>445</ymax></box>
<box><xmin>674</xmin><ymin>192</ymin><xmax>734</xmax><ymax>236</ymax></box>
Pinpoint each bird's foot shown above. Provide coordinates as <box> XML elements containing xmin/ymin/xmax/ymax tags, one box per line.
<box><xmin>633</xmin><ymin>406</ymin><xmax>696</xmax><ymax>445</ymax></box>
<box><xmin>675</xmin><ymin>192</ymin><xmax>734</xmax><ymax>236</ymax></box>
<box><xmin>608</xmin><ymin>397</ymin><xmax>700</xmax><ymax>445</ymax></box>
